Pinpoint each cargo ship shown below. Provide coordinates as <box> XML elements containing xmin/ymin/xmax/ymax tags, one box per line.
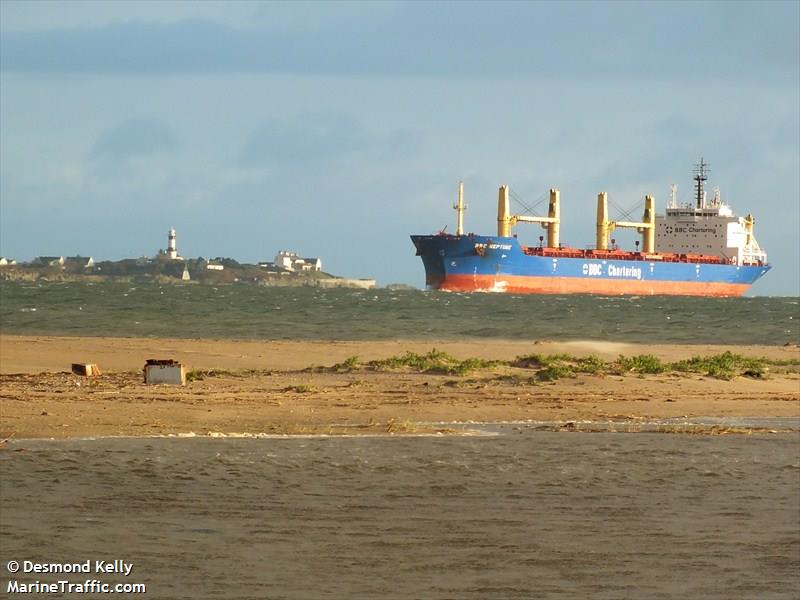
<box><xmin>411</xmin><ymin>160</ymin><xmax>770</xmax><ymax>296</ymax></box>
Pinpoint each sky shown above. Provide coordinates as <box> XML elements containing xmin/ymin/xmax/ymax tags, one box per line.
<box><xmin>1</xmin><ymin>0</ymin><xmax>798</xmax><ymax>295</ymax></box>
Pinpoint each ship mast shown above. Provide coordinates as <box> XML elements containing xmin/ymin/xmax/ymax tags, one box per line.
<box><xmin>694</xmin><ymin>158</ymin><xmax>709</xmax><ymax>209</ymax></box>
<box><xmin>453</xmin><ymin>181</ymin><xmax>467</xmax><ymax>235</ymax></box>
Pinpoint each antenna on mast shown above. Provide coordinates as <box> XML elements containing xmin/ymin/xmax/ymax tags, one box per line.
<box><xmin>693</xmin><ymin>158</ymin><xmax>709</xmax><ymax>209</ymax></box>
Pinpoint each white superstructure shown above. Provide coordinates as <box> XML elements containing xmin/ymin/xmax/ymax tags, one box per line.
<box><xmin>655</xmin><ymin>160</ymin><xmax>767</xmax><ymax>266</ymax></box>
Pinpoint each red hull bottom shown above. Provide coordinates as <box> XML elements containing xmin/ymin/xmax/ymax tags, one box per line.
<box><xmin>433</xmin><ymin>275</ymin><xmax>749</xmax><ymax>297</ymax></box>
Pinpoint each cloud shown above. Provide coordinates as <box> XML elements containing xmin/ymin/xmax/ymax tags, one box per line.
<box><xmin>239</xmin><ymin>114</ymin><xmax>419</xmax><ymax>168</ymax></box>
<box><xmin>0</xmin><ymin>3</ymin><xmax>797</xmax><ymax>82</ymax></box>
<box><xmin>90</xmin><ymin>117</ymin><xmax>176</xmax><ymax>161</ymax></box>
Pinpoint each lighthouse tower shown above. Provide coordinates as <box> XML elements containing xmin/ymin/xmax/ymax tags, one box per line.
<box><xmin>167</xmin><ymin>228</ymin><xmax>178</xmax><ymax>260</ymax></box>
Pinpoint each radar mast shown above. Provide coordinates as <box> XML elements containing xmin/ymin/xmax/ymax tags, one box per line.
<box><xmin>694</xmin><ymin>158</ymin><xmax>709</xmax><ymax>209</ymax></box>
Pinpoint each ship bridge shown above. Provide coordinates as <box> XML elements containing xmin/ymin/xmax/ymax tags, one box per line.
<box><xmin>656</xmin><ymin>160</ymin><xmax>767</xmax><ymax>266</ymax></box>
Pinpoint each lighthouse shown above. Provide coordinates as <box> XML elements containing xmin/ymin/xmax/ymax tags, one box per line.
<box><xmin>167</xmin><ymin>228</ymin><xmax>178</xmax><ymax>260</ymax></box>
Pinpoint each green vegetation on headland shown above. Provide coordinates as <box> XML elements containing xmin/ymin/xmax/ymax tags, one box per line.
<box><xmin>0</xmin><ymin>257</ymin><xmax>367</xmax><ymax>287</ymax></box>
<box><xmin>313</xmin><ymin>350</ymin><xmax>800</xmax><ymax>381</ymax></box>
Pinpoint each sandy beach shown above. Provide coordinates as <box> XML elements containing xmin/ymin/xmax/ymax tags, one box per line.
<box><xmin>1</xmin><ymin>334</ymin><xmax>798</xmax><ymax>439</ymax></box>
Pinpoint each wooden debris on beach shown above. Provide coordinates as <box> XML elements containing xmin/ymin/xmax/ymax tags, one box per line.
<box><xmin>71</xmin><ymin>363</ymin><xmax>102</xmax><ymax>377</ymax></box>
<box><xmin>143</xmin><ymin>359</ymin><xmax>186</xmax><ymax>386</ymax></box>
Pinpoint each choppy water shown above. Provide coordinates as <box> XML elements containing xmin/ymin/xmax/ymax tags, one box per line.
<box><xmin>1</xmin><ymin>281</ymin><xmax>798</xmax><ymax>345</ymax></box>
<box><xmin>1</xmin><ymin>432</ymin><xmax>798</xmax><ymax>599</ymax></box>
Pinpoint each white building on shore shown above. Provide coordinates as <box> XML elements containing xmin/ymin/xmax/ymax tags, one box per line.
<box><xmin>272</xmin><ymin>250</ymin><xmax>322</xmax><ymax>272</ymax></box>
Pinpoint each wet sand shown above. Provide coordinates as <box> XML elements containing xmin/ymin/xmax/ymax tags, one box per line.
<box><xmin>1</xmin><ymin>335</ymin><xmax>798</xmax><ymax>439</ymax></box>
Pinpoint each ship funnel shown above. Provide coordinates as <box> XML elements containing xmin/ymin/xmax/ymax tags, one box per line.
<box><xmin>497</xmin><ymin>185</ymin><xmax>511</xmax><ymax>237</ymax></box>
<box><xmin>548</xmin><ymin>188</ymin><xmax>560</xmax><ymax>248</ymax></box>
<box><xmin>596</xmin><ymin>192</ymin><xmax>610</xmax><ymax>250</ymax></box>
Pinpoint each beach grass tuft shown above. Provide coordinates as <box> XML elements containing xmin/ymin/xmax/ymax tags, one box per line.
<box><xmin>573</xmin><ymin>355</ymin><xmax>607</xmax><ymax>374</ymax></box>
<box><xmin>671</xmin><ymin>352</ymin><xmax>768</xmax><ymax>380</ymax></box>
<box><xmin>509</xmin><ymin>353</ymin><xmax>576</xmax><ymax>381</ymax></box>
<box><xmin>368</xmin><ymin>350</ymin><xmax>500</xmax><ymax>375</ymax></box>
<box><xmin>614</xmin><ymin>354</ymin><xmax>667</xmax><ymax>375</ymax></box>
<box><xmin>536</xmin><ymin>363</ymin><xmax>574</xmax><ymax>381</ymax></box>
<box><xmin>511</xmin><ymin>353</ymin><xmax>573</xmax><ymax>369</ymax></box>
<box><xmin>331</xmin><ymin>355</ymin><xmax>361</xmax><ymax>372</ymax></box>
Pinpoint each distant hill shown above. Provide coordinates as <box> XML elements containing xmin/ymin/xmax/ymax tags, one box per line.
<box><xmin>0</xmin><ymin>257</ymin><xmax>362</xmax><ymax>287</ymax></box>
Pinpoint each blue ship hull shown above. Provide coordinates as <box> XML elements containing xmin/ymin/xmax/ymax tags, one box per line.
<box><xmin>411</xmin><ymin>234</ymin><xmax>770</xmax><ymax>296</ymax></box>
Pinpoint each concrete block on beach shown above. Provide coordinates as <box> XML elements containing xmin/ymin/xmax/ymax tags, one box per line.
<box><xmin>143</xmin><ymin>359</ymin><xmax>186</xmax><ymax>385</ymax></box>
<box><xmin>71</xmin><ymin>363</ymin><xmax>101</xmax><ymax>377</ymax></box>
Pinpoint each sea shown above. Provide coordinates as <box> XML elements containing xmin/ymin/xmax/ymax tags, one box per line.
<box><xmin>1</xmin><ymin>281</ymin><xmax>799</xmax><ymax>598</ymax></box>
<box><xmin>0</xmin><ymin>281</ymin><xmax>797</xmax><ymax>344</ymax></box>
<box><xmin>1</xmin><ymin>432</ymin><xmax>799</xmax><ymax>599</ymax></box>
